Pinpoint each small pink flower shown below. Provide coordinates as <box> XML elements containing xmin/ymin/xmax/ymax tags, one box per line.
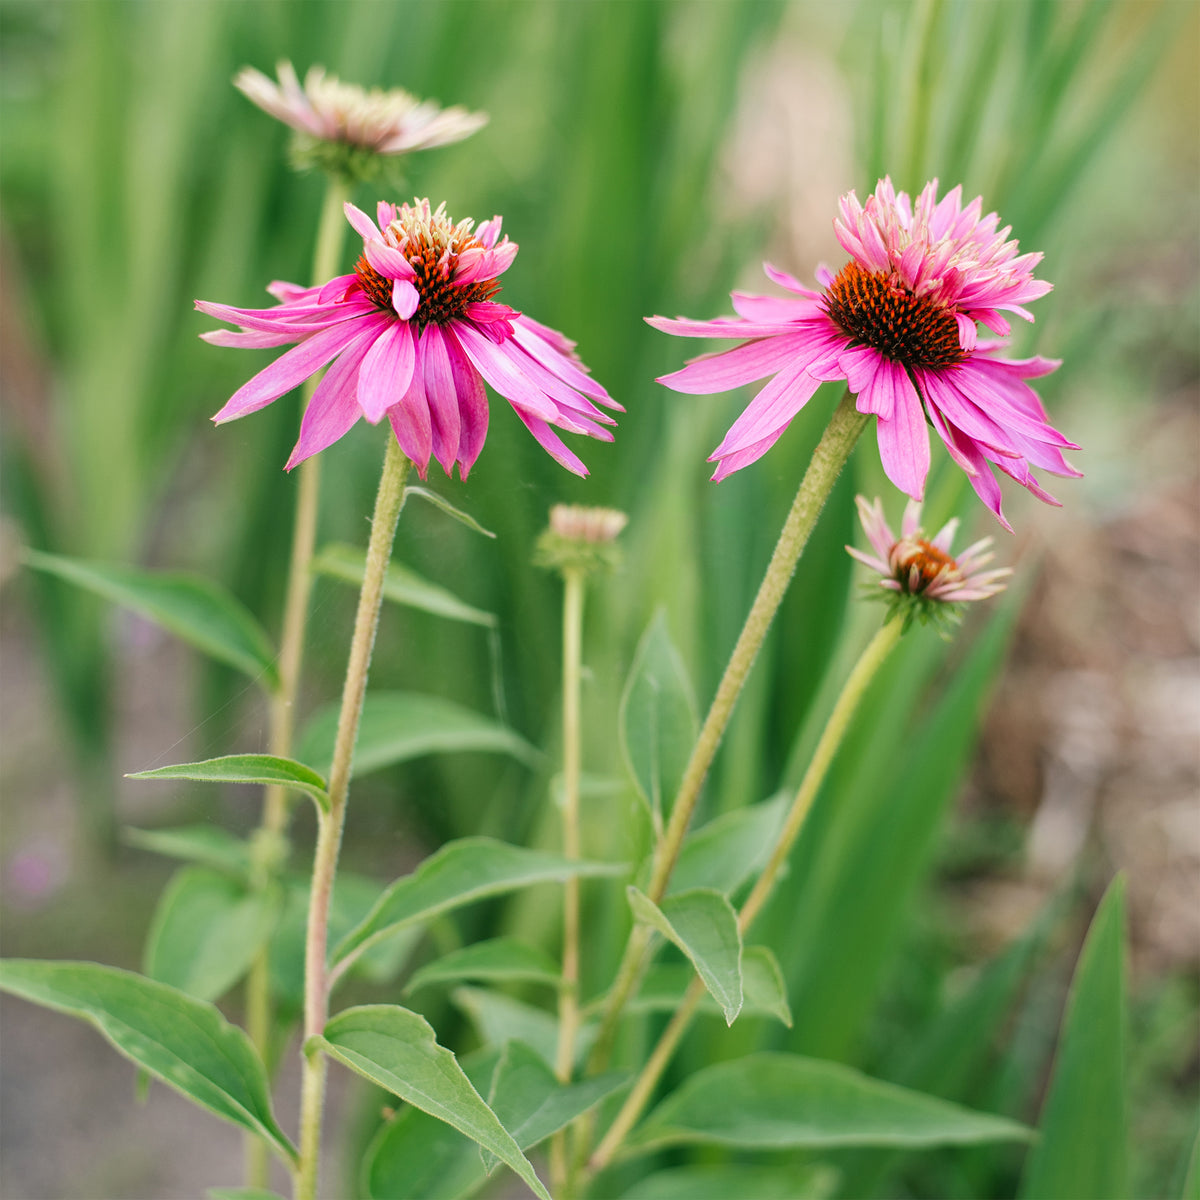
<box><xmin>848</xmin><ymin>495</ymin><xmax>1011</xmax><ymax>615</ymax></box>
<box><xmin>234</xmin><ymin>62</ymin><xmax>487</xmax><ymax>156</ymax></box>
<box><xmin>197</xmin><ymin>200</ymin><xmax>620</xmax><ymax>477</ymax></box>
<box><xmin>649</xmin><ymin>177</ymin><xmax>1079</xmax><ymax>528</ymax></box>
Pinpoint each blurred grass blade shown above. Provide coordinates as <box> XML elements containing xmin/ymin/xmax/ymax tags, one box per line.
<box><xmin>313</xmin><ymin>543</ymin><xmax>497</xmax><ymax>627</ymax></box>
<box><xmin>1019</xmin><ymin>876</ymin><xmax>1129</xmax><ymax>1200</ymax></box>
<box><xmin>619</xmin><ymin>1163</ymin><xmax>839</xmax><ymax>1200</ymax></box>
<box><xmin>23</xmin><ymin>550</ymin><xmax>279</xmax><ymax>690</ymax></box>
<box><xmin>1182</xmin><ymin>1125</ymin><xmax>1200</xmax><ymax>1200</ymax></box>
<box><xmin>404</xmin><ymin>938</ymin><xmax>561</xmax><ymax>995</ymax></box>
<box><xmin>627</xmin><ymin>886</ymin><xmax>743</xmax><ymax>1024</ymax></box>
<box><xmin>405</xmin><ymin>487</ymin><xmax>497</xmax><ymax>538</ymax></box>
<box><xmin>144</xmin><ymin>866</ymin><xmax>280</xmax><ymax>1002</ymax></box>
<box><xmin>124</xmin><ymin>825</ymin><xmax>251</xmax><ymax>877</ymax></box>
<box><xmin>127</xmin><ymin>754</ymin><xmax>329</xmax><ymax>813</ymax></box>
<box><xmin>296</xmin><ymin>692</ymin><xmax>537</xmax><ymax>781</ymax></box>
<box><xmin>625</xmin><ymin>1052</ymin><xmax>1034</xmax><ymax>1157</ymax></box>
<box><xmin>0</xmin><ymin>960</ymin><xmax>295</xmax><ymax>1163</ymax></box>
<box><xmin>315</xmin><ymin>1004</ymin><xmax>550</xmax><ymax>1200</ymax></box>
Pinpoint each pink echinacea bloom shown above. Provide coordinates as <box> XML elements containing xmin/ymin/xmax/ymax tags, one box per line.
<box><xmin>649</xmin><ymin>178</ymin><xmax>1079</xmax><ymax>528</ymax></box>
<box><xmin>197</xmin><ymin>200</ymin><xmax>620</xmax><ymax>477</ymax></box>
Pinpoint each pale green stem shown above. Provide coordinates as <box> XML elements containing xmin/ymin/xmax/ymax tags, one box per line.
<box><xmin>550</xmin><ymin>568</ymin><xmax>585</xmax><ymax>1198</ymax></box>
<box><xmin>245</xmin><ymin>175</ymin><xmax>352</xmax><ymax>1190</ymax></box>
<box><xmin>587</xmin><ymin>390</ymin><xmax>867</xmax><ymax>1075</ymax></box>
<box><xmin>295</xmin><ymin>438</ymin><xmax>411</xmax><ymax>1200</ymax></box>
<box><xmin>587</xmin><ymin>616</ymin><xmax>904</xmax><ymax>1177</ymax></box>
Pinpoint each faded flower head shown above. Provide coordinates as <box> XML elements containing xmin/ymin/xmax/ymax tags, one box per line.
<box><xmin>235</xmin><ymin>61</ymin><xmax>487</xmax><ymax>180</ymax></box>
<box><xmin>197</xmin><ymin>199</ymin><xmax>620</xmax><ymax>478</ymax></box>
<box><xmin>649</xmin><ymin>177</ymin><xmax>1079</xmax><ymax>528</ymax></box>
<box><xmin>536</xmin><ymin>504</ymin><xmax>628</xmax><ymax>574</ymax></box>
<box><xmin>847</xmin><ymin>495</ymin><xmax>1010</xmax><ymax>629</ymax></box>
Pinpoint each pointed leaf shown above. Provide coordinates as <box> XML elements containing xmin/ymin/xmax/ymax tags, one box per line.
<box><xmin>1020</xmin><ymin>876</ymin><xmax>1129</xmax><ymax>1199</ymax></box>
<box><xmin>619</xmin><ymin>612</ymin><xmax>698</xmax><ymax>827</ymax></box>
<box><xmin>144</xmin><ymin>867</ymin><xmax>280</xmax><ymax>1001</ymax></box>
<box><xmin>481</xmin><ymin>1039</ymin><xmax>628</xmax><ymax>1171</ymax></box>
<box><xmin>405</xmin><ymin>938</ymin><xmax>560</xmax><ymax>995</ymax></box>
<box><xmin>124</xmin><ymin>824</ymin><xmax>251</xmax><ymax>877</ymax></box>
<box><xmin>626</xmin><ymin>1052</ymin><xmax>1034</xmax><ymax>1155</ymax></box>
<box><xmin>627</xmin><ymin>948</ymin><xmax>790</xmax><ymax>1027</ymax></box>
<box><xmin>313</xmin><ymin>543</ymin><xmax>496</xmax><ymax>627</ymax></box>
<box><xmin>628</xmin><ymin>886</ymin><xmax>743</xmax><ymax>1024</ymax></box>
<box><xmin>128</xmin><ymin>755</ymin><xmax>329</xmax><ymax>813</ymax></box>
<box><xmin>297</xmin><ymin>692</ymin><xmax>537</xmax><ymax>781</ymax></box>
<box><xmin>670</xmin><ymin>793</ymin><xmax>788</xmax><ymax>895</ymax></box>
<box><xmin>406</xmin><ymin>486</ymin><xmax>497</xmax><ymax>537</ymax></box>
<box><xmin>0</xmin><ymin>960</ymin><xmax>295</xmax><ymax>1162</ymax></box>
<box><xmin>315</xmin><ymin>1004</ymin><xmax>551</xmax><ymax>1200</ymax></box>
<box><xmin>620</xmin><ymin>1163</ymin><xmax>839</xmax><ymax>1200</ymax></box>
<box><xmin>452</xmin><ymin>987</ymin><xmax>583</xmax><ymax>1069</ymax></box>
<box><xmin>333</xmin><ymin>838</ymin><xmax>623</xmax><ymax>967</ymax></box>
<box><xmin>24</xmin><ymin>550</ymin><xmax>278</xmax><ymax>689</ymax></box>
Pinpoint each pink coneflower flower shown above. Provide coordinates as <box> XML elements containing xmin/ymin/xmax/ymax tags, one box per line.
<box><xmin>235</xmin><ymin>61</ymin><xmax>487</xmax><ymax>157</ymax></box>
<box><xmin>648</xmin><ymin>177</ymin><xmax>1079</xmax><ymax>528</ymax></box>
<box><xmin>848</xmin><ymin>495</ymin><xmax>1010</xmax><ymax>627</ymax></box>
<box><xmin>197</xmin><ymin>199</ymin><xmax>620</xmax><ymax>477</ymax></box>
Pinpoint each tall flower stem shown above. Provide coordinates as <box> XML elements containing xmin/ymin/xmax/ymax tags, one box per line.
<box><xmin>244</xmin><ymin>176</ymin><xmax>352</xmax><ymax>1189</ymax></box>
<box><xmin>550</xmin><ymin>567</ymin><xmax>585</xmax><ymax>1198</ymax></box>
<box><xmin>587</xmin><ymin>390</ymin><xmax>867</xmax><ymax>1073</ymax></box>
<box><xmin>587</xmin><ymin>615</ymin><xmax>904</xmax><ymax>1176</ymax></box>
<box><xmin>295</xmin><ymin>437</ymin><xmax>411</xmax><ymax>1200</ymax></box>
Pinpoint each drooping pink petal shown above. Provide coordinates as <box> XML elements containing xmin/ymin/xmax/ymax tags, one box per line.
<box><xmin>512</xmin><ymin>410</ymin><xmax>589</xmax><ymax>477</ymax></box>
<box><xmin>357</xmin><ymin>319</ymin><xmax>416</xmax><ymax>424</ymax></box>
<box><xmin>201</xmin><ymin>328</ymin><xmax>299</xmax><ymax>349</ymax></box>
<box><xmin>711</xmin><ymin>361</ymin><xmax>823</xmax><ymax>459</ymax></box>
<box><xmin>442</xmin><ymin>328</ymin><xmax>489</xmax><ymax>476</ymax></box>
<box><xmin>873</xmin><ymin>368</ymin><xmax>930</xmax><ymax>499</ymax></box>
<box><xmin>419</xmin><ymin>325</ymin><xmax>461</xmax><ymax>474</ymax></box>
<box><xmin>454</xmin><ymin>323</ymin><xmax>559</xmax><ymax>422</ymax></box>
<box><xmin>657</xmin><ymin>332</ymin><xmax>817</xmax><ymax>396</ymax></box>
<box><xmin>387</xmin><ymin>352</ymin><xmax>433</xmax><ymax>477</ymax></box>
<box><xmin>710</xmin><ymin>429</ymin><xmax>788</xmax><ymax>481</ymax></box>
<box><xmin>511</xmin><ymin>316</ymin><xmax>618</xmax><ymax>407</ymax></box>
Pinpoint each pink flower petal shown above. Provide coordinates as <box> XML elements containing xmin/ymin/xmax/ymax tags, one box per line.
<box><xmin>873</xmin><ymin>368</ymin><xmax>930</xmax><ymax>499</ymax></box>
<box><xmin>657</xmin><ymin>332</ymin><xmax>814</xmax><ymax>396</ymax></box>
<box><xmin>392</xmin><ymin>279</ymin><xmax>419</xmax><ymax>319</ymax></box>
<box><xmin>711</xmin><ymin>360</ymin><xmax>822</xmax><ymax>459</ymax></box>
<box><xmin>387</xmin><ymin>350</ymin><xmax>432</xmax><ymax>477</ymax></box>
<box><xmin>512</xmin><ymin>411</ymin><xmax>589</xmax><ymax>476</ymax></box>
<box><xmin>365</xmin><ymin>239</ymin><xmax>417</xmax><ymax>280</ymax></box>
<box><xmin>454</xmin><ymin>323</ymin><xmax>558</xmax><ymax>422</ymax></box>
<box><xmin>710</xmin><ymin>429</ymin><xmax>788</xmax><ymax>481</ymax></box>
<box><xmin>344</xmin><ymin>202</ymin><xmax>380</xmax><ymax>242</ymax></box>
<box><xmin>443</xmin><ymin>328</ymin><xmax>489</xmax><ymax>476</ymax></box>
<box><xmin>420</xmin><ymin>325</ymin><xmax>461</xmax><ymax>474</ymax></box>
<box><xmin>357</xmin><ymin>320</ymin><xmax>416</xmax><ymax>424</ymax></box>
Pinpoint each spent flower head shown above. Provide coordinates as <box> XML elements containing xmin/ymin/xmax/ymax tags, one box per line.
<box><xmin>197</xmin><ymin>199</ymin><xmax>620</xmax><ymax>478</ymax></box>
<box><xmin>649</xmin><ymin>177</ymin><xmax>1079</xmax><ymax>528</ymax></box>
<box><xmin>536</xmin><ymin>504</ymin><xmax>628</xmax><ymax>575</ymax></box>
<box><xmin>235</xmin><ymin>61</ymin><xmax>487</xmax><ymax>183</ymax></box>
<box><xmin>847</xmin><ymin>495</ymin><xmax>1011</xmax><ymax>631</ymax></box>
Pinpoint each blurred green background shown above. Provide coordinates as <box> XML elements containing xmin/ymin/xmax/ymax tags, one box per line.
<box><xmin>1</xmin><ymin>1</ymin><xmax>1196</xmax><ymax>1197</ymax></box>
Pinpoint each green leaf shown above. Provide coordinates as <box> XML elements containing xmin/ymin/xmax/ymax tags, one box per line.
<box><xmin>0</xmin><ymin>960</ymin><xmax>295</xmax><ymax>1162</ymax></box>
<box><xmin>297</xmin><ymin>692</ymin><xmax>537</xmax><ymax>782</ymax></box>
<box><xmin>24</xmin><ymin>550</ymin><xmax>278</xmax><ymax>689</ymax></box>
<box><xmin>333</xmin><ymin>838</ymin><xmax>623</xmax><ymax>968</ymax></box>
<box><xmin>127</xmin><ymin>754</ymin><xmax>330</xmax><ymax>813</ymax></box>
<box><xmin>313</xmin><ymin>543</ymin><xmax>496</xmax><ymax>627</ymax></box>
<box><xmin>625</xmin><ymin>1052</ymin><xmax>1034</xmax><ymax>1156</ymax></box>
<box><xmin>670</xmin><ymin>792</ymin><xmax>788</xmax><ymax>895</ymax></box>
<box><xmin>452</xmin><ymin>987</ymin><xmax>579</xmax><ymax>1070</ymax></box>
<box><xmin>144</xmin><ymin>867</ymin><xmax>280</xmax><ymax>1002</ymax></box>
<box><xmin>124</xmin><ymin>824</ymin><xmax>251</xmax><ymax>877</ymax></box>
<box><xmin>405</xmin><ymin>486</ymin><xmax>497</xmax><ymax>537</ymax></box>
<box><xmin>627</xmin><ymin>886</ymin><xmax>743</xmax><ymax>1024</ymax></box>
<box><xmin>480</xmin><ymin>1039</ymin><xmax>628</xmax><ymax>1171</ymax></box>
<box><xmin>620</xmin><ymin>1163</ymin><xmax>839</xmax><ymax>1200</ymax></box>
<box><xmin>740</xmin><ymin>946</ymin><xmax>792</xmax><ymax>1027</ymax></box>
<box><xmin>405</xmin><ymin>938</ymin><xmax>561</xmax><ymax>995</ymax></box>
<box><xmin>315</xmin><ymin>1004</ymin><xmax>551</xmax><ymax>1200</ymax></box>
<box><xmin>1182</xmin><ymin>1126</ymin><xmax>1200</xmax><ymax>1200</ymax></box>
<box><xmin>208</xmin><ymin>1190</ymin><xmax>287</xmax><ymax>1200</ymax></box>
<box><xmin>1020</xmin><ymin>876</ymin><xmax>1129</xmax><ymax>1199</ymax></box>
<box><xmin>627</xmin><ymin>948</ymin><xmax>789</xmax><ymax>1028</ymax></box>
<box><xmin>619</xmin><ymin>611</ymin><xmax>698</xmax><ymax>829</ymax></box>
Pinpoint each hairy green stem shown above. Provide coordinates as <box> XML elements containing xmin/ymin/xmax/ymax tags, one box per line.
<box><xmin>587</xmin><ymin>390</ymin><xmax>867</xmax><ymax>1075</ymax></box>
<box><xmin>244</xmin><ymin>175</ymin><xmax>352</xmax><ymax>1190</ymax></box>
<box><xmin>550</xmin><ymin>568</ymin><xmax>585</xmax><ymax>1197</ymax></box>
<box><xmin>588</xmin><ymin>616</ymin><xmax>903</xmax><ymax>1176</ymax></box>
<box><xmin>295</xmin><ymin>439</ymin><xmax>411</xmax><ymax>1200</ymax></box>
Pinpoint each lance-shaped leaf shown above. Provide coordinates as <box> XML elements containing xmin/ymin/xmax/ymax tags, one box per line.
<box><xmin>628</xmin><ymin>886</ymin><xmax>743</xmax><ymax>1024</ymax></box>
<box><xmin>333</xmin><ymin>838</ymin><xmax>623</xmax><ymax>968</ymax></box>
<box><xmin>627</xmin><ymin>948</ymin><xmax>790</xmax><ymax>1028</ymax></box>
<box><xmin>453</xmin><ymin>988</ymin><xmax>565</xmax><ymax>1069</ymax></box>
<box><xmin>1020</xmin><ymin>876</ymin><xmax>1129</xmax><ymax>1199</ymax></box>
<box><xmin>313</xmin><ymin>543</ymin><xmax>496</xmax><ymax>627</ymax></box>
<box><xmin>625</xmin><ymin>1052</ymin><xmax>1033</xmax><ymax>1156</ymax></box>
<box><xmin>315</xmin><ymin>1005</ymin><xmax>551</xmax><ymax>1200</ymax></box>
<box><xmin>619</xmin><ymin>612</ymin><xmax>698</xmax><ymax>828</ymax></box>
<box><xmin>0</xmin><ymin>960</ymin><xmax>295</xmax><ymax>1162</ymax></box>
<box><xmin>144</xmin><ymin>867</ymin><xmax>280</xmax><ymax>1001</ymax></box>
<box><xmin>24</xmin><ymin>550</ymin><xmax>278</xmax><ymax>689</ymax></box>
<box><xmin>128</xmin><ymin>754</ymin><xmax>330</xmax><ymax>813</ymax></box>
<box><xmin>670</xmin><ymin>793</ymin><xmax>788</xmax><ymax>895</ymax></box>
<box><xmin>297</xmin><ymin>692</ymin><xmax>537</xmax><ymax>781</ymax></box>
<box><xmin>481</xmin><ymin>1040</ymin><xmax>628</xmax><ymax>1172</ymax></box>
<box><xmin>124</xmin><ymin>824</ymin><xmax>251</xmax><ymax>877</ymax></box>
<box><xmin>619</xmin><ymin>1163</ymin><xmax>840</xmax><ymax>1200</ymax></box>
<box><xmin>405</xmin><ymin>938</ymin><xmax>561</xmax><ymax>995</ymax></box>
<box><xmin>405</xmin><ymin>486</ymin><xmax>497</xmax><ymax>537</ymax></box>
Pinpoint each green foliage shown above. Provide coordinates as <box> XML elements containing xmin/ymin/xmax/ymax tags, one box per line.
<box><xmin>452</xmin><ymin>986</ymin><xmax>591</xmax><ymax>1069</ymax></box>
<box><xmin>315</xmin><ymin>1004</ymin><xmax>551</xmax><ymax>1200</ymax></box>
<box><xmin>626</xmin><ymin>1053</ymin><xmax>1034</xmax><ymax>1156</ymax></box>
<box><xmin>124</xmin><ymin>824</ymin><xmax>252</xmax><ymax>877</ymax></box>
<box><xmin>1020</xmin><ymin>877</ymin><xmax>1130</xmax><ymax>1199</ymax></box>
<box><xmin>404</xmin><ymin>937</ymin><xmax>561</xmax><ymax>995</ymax></box>
<box><xmin>0</xmin><ymin>960</ymin><xmax>295</xmax><ymax>1163</ymax></box>
<box><xmin>629</xmin><ymin>947</ymin><xmax>791</xmax><ymax>1028</ymax></box>
<box><xmin>128</xmin><ymin>754</ymin><xmax>330</xmax><ymax>813</ymax></box>
<box><xmin>669</xmin><ymin>792</ymin><xmax>787</xmax><ymax>896</ymax></box>
<box><xmin>620</xmin><ymin>1163</ymin><xmax>839</xmax><ymax>1200</ymax></box>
